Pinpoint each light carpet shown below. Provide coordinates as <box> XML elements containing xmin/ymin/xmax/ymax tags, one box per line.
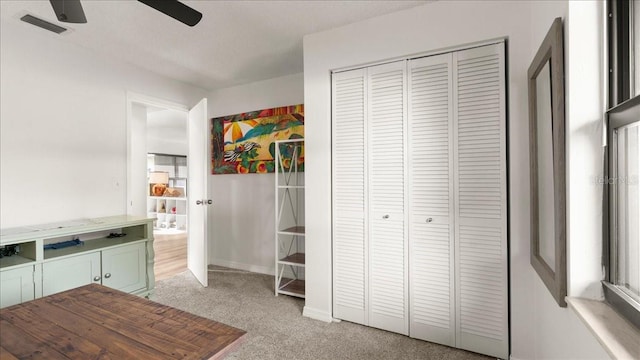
<box><xmin>151</xmin><ymin>269</ymin><xmax>491</xmax><ymax>360</ymax></box>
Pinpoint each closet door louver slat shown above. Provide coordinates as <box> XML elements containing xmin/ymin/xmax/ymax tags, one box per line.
<box><xmin>367</xmin><ymin>61</ymin><xmax>408</xmax><ymax>335</ymax></box>
<box><xmin>332</xmin><ymin>69</ymin><xmax>367</xmax><ymax>324</ymax></box>
<box><xmin>453</xmin><ymin>44</ymin><xmax>508</xmax><ymax>359</ymax></box>
<box><xmin>408</xmin><ymin>54</ymin><xmax>456</xmax><ymax>347</ymax></box>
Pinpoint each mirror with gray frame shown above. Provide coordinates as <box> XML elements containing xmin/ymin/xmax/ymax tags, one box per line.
<box><xmin>528</xmin><ymin>17</ymin><xmax>567</xmax><ymax>307</ymax></box>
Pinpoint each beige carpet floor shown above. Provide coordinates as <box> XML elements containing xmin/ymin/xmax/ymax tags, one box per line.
<box><xmin>151</xmin><ymin>269</ymin><xmax>492</xmax><ymax>360</ymax></box>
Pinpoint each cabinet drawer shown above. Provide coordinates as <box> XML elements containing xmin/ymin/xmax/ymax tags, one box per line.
<box><xmin>101</xmin><ymin>242</ymin><xmax>146</xmax><ymax>293</ymax></box>
<box><xmin>0</xmin><ymin>265</ymin><xmax>35</xmax><ymax>308</ymax></box>
<box><xmin>43</xmin><ymin>252</ymin><xmax>101</xmax><ymax>296</ymax></box>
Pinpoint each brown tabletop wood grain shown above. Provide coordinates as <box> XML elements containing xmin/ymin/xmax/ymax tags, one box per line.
<box><xmin>0</xmin><ymin>284</ymin><xmax>246</xmax><ymax>360</ymax></box>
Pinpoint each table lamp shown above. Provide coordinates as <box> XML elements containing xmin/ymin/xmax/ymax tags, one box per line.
<box><xmin>149</xmin><ymin>171</ymin><xmax>169</xmax><ymax>196</ymax></box>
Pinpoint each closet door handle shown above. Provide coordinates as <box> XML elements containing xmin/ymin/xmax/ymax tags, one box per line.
<box><xmin>196</xmin><ymin>200</ymin><xmax>203</xmax><ymax>205</ymax></box>
<box><xmin>93</xmin><ymin>276</ymin><xmax>101</xmax><ymax>282</ymax></box>
<box><xmin>382</xmin><ymin>215</ymin><xmax>389</xmax><ymax>219</ymax></box>
<box><xmin>104</xmin><ymin>273</ymin><xmax>111</xmax><ymax>279</ymax></box>
<box><xmin>426</xmin><ymin>218</ymin><xmax>433</xmax><ymax>223</ymax></box>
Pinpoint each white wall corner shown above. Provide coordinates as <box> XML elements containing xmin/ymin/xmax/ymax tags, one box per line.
<box><xmin>206</xmin><ymin>74</ymin><xmax>303</xmax><ymax>269</ymax></box>
<box><xmin>302</xmin><ymin>305</ymin><xmax>334</xmax><ymax>323</ymax></box>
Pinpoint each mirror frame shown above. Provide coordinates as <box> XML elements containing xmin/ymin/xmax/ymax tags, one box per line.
<box><xmin>528</xmin><ymin>17</ymin><xmax>567</xmax><ymax>307</ymax></box>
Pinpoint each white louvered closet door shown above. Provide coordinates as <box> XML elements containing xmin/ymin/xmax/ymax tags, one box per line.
<box><xmin>367</xmin><ymin>60</ymin><xmax>408</xmax><ymax>335</ymax></box>
<box><xmin>407</xmin><ymin>53</ymin><xmax>456</xmax><ymax>347</ymax></box>
<box><xmin>453</xmin><ymin>44</ymin><xmax>508</xmax><ymax>359</ymax></box>
<box><xmin>332</xmin><ymin>69</ymin><xmax>368</xmax><ymax>325</ymax></box>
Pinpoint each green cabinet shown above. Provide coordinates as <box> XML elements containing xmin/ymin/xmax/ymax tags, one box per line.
<box><xmin>0</xmin><ymin>215</ymin><xmax>155</xmax><ymax>308</ymax></box>
<box><xmin>43</xmin><ymin>242</ymin><xmax>146</xmax><ymax>296</ymax></box>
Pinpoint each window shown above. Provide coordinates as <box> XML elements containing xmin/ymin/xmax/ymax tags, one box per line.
<box><xmin>605</xmin><ymin>97</ymin><xmax>640</xmax><ymax>327</ymax></box>
<box><xmin>614</xmin><ymin>122</ymin><xmax>639</xmax><ymax>298</ymax></box>
<box><xmin>605</xmin><ymin>0</ymin><xmax>640</xmax><ymax>329</ymax></box>
<box><xmin>635</xmin><ymin>0</ymin><xmax>640</xmax><ymax>95</ymax></box>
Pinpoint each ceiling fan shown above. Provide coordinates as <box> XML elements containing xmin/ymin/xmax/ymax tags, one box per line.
<box><xmin>48</xmin><ymin>0</ymin><xmax>203</xmax><ymax>27</ymax></box>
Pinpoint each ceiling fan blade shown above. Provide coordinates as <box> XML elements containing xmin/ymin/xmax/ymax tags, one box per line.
<box><xmin>137</xmin><ymin>0</ymin><xmax>202</xmax><ymax>27</ymax></box>
<box><xmin>49</xmin><ymin>0</ymin><xmax>87</xmax><ymax>23</ymax></box>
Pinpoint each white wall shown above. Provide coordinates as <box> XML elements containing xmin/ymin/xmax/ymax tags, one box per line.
<box><xmin>303</xmin><ymin>1</ymin><xmax>610</xmax><ymax>358</ymax></box>
<box><xmin>529</xmin><ymin>1</ymin><xmax>607</xmax><ymax>358</ymax></box>
<box><xmin>129</xmin><ymin>103</ymin><xmax>149</xmax><ymax>216</ymax></box>
<box><xmin>0</xmin><ymin>13</ymin><xmax>207</xmax><ymax>228</ymax></box>
<box><xmin>565</xmin><ymin>0</ymin><xmax>606</xmax><ymax>299</ymax></box>
<box><xmin>207</xmin><ymin>73</ymin><xmax>304</xmax><ymax>274</ymax></box>
<box><xmin>147</xmin><ymin>110</ymin><xmax>188</xmax><ymax>156</ymax></box>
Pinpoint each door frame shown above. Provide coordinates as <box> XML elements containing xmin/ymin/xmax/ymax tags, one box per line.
<box><xmin>125</xmin><ymin>91</ymin><xmax>189</xmax><ymax>217</ymax></box>
<box><xmin>125</xmin><ymin>92</ymin><xmax>211</xmax><ymax>287</ymax></box>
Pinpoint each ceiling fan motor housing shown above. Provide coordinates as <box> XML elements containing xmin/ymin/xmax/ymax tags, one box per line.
<box><xmin>49</xmin><ymin>0</ymin><xmax>87</xmax><ymax>24</ymax></box>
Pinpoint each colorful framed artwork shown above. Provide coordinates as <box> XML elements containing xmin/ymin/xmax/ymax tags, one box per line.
<box><xmin>211</xmin><ymin>104</ymin><xmax>304</xmax><ymax>174</ymax></box>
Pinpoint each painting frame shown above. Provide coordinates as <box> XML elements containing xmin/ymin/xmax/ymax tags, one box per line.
<box><xmin>528</xmin><ymin>17</ymin><xmax>567</xmax><ymax>307</ymax></box>
<box><xmin>211</xmin><ymin>104</ymin><xmax>304</xmax><ymax>174</ymax></box>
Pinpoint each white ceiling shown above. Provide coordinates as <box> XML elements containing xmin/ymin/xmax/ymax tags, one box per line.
<box><xmin>1</xmin><ymin>0</ymin><xmax>428</xmax><ymax>91</ymax></box>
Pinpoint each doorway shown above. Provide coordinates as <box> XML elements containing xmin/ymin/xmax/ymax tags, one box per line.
<box><xmin>128</xmin><ymin>97</ymin><xmax>189</xmax><ymax>281</ymax></box>
<box><xmin>127</xmin><ymin>93</ymin><xmax>210</xmax><ymax>287</ymax></box>
<box><xmin>147</xmin><ymin>153</ymin><xmax>188</xmax><ymax>281</ymax></box>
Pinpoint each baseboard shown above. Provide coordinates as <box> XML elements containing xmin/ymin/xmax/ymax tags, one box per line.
<box><xmin>210</xmin><ymin>258</ymin><xmax>274</xmax><ymax>276</ymax></box>
<box><xmin>509</xmin><ymin>356</ymin><xmax>522</xmax><ymax>360</ymax></box>
<box><xmin>302</xmin><ymin>306</ymin><xmax>333</xmax><ymax>323</ymax></box>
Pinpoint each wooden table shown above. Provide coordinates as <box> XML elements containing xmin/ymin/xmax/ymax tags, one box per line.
<box><xmin>0</xmin><ymin>284</ymin><xmax>246</xmax><ymax>359</ymax></box>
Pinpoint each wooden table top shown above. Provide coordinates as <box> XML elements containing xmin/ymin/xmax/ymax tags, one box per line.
<box><xmin>0</xmin><ymin>284</ymin><xmax>246</xmax><ymax>359</ymax></box>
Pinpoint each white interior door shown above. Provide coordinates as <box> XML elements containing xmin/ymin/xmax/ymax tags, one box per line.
<box><xmin>332</xmin><ymin>68</ymin><xmax>368</xmax><ymax>325</ymax></box>
<box><xmin>367</xmin><ymin>60</ymin><xmax>408</xmax><ymax>335</ymax></box>
<box><xmin>453</xmin><ymin>44</ymin><xmax>508</xmax><ymax>359</ymax></box>
<box><xmin>188</xmin><ymin>98</ymin><xmax>210</xmax><ymax>287</ymax></box>
<box><xmin>408</xmin><ymin>53</ymin><xmax>456</xmax><ymax>347</ymax></box>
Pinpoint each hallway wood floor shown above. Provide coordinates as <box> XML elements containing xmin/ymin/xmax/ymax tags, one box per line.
<box><xmin>153</xmin><ymin>232</ymin><xmax>187</xmax><ymax>281</ymax></box>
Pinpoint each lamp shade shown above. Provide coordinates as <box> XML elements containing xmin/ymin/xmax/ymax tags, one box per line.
<box><xmin>149</xmin><ymin>171</ymin><xmax>169</xmax><ymax>184</ymax></box>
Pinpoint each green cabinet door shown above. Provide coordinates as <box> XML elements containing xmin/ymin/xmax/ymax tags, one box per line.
<box><xmin>43</xmin><ymin>252</ymin><xmax>101</xmax><ymax>296</ymax></box>
<box><xmin>101</xmin><ymin>242</ymin><xmax>146</xmax><ymax>293</ymax></box>
<box><xmin>0</xmin><ymin>265</ymin><xmax>35</xmax><ymax>308</ymax></box>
